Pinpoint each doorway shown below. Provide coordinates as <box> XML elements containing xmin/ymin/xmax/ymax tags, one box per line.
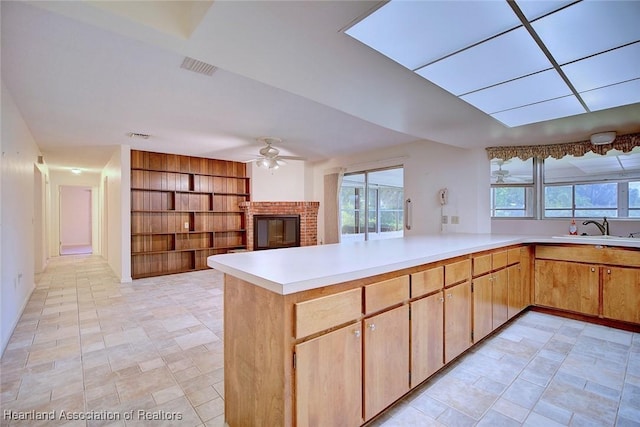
<box><xmin>59</xmin><ymin>186</ymin><xmax>92</xmax><ymax>255</ymax></box>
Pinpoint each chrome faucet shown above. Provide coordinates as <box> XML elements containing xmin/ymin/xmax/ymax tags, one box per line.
<box><xmin>582</xmin><ymin>217</ymin><xmax>609</xmax><ymax>235</ymax></box>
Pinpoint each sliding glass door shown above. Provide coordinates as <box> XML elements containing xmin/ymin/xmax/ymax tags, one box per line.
<box><xmin>340</xmin><ymin>167</ymin><xmax>404</xmax><ymax>242</ymax></box>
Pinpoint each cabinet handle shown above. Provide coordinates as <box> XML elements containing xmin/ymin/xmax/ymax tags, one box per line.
<box><xmin>439</xmin><ymin>297</ymin><xmax>444</xmax><ymax>302</ymax></box>
<box><xmin>447</xmin><ymin>293</ymin><xmax>452</xmax><ymax>299</ymax></box>
<box><xmin>367</xmin><ymin>323</ymin><xmax>376</xmax><ymax>331</ymax></box>
<box><xmin>591</xmin><ymin>267</ymin><xmax>596</xmax><ymax>272</ymax></box>
<box><xmin>354</xmin><ymin>330</ymin><xmax>361</xmax><ymax>338</ymax></box>
<box><xmin>607</xmin><ymin>269</ymin><xmax>611</xmax><ymax>274</ymax></box>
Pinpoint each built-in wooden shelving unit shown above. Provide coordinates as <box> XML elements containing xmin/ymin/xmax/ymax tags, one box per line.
<box><xmin>131</xmin><ymin>150</ymin><xmax>249</xmax><ymax>279</ymax></box>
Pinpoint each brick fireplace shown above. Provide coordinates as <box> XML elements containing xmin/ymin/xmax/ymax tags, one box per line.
<box><xmin>240</xmin><ymin>201</ymin><xmax>320</xmax><ymax>251</ymax></box>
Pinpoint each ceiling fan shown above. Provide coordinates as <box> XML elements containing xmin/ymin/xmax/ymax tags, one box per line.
<box><xmin>492</xmin><ymin>160</ymin><xmax>511</xmax><ymax>183</ymax></box>
<box><xmin>248</xmin><ymin>137</ymin><xmax>305</xmax><ymax>169</ymax></box>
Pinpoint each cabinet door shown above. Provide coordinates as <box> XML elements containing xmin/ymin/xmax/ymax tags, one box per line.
<box><xmin>603</xmin><ymin>266</ymin><xmax>640</xmax><ymax>324</ymax></box>
<box><xmin>410</xmin><ymin>291</ymin><xmax>444</xmax><ymax>388</ymax></box>
<box><xmin>295</xmin><ymin>323</ymin><xmax>362</xmax><ymax>427</ymax></box>
<box><xmin>492</xmin><ymin>268</ymin><xmax>509</xmax><ymax>329</ymax></box>
<box><xmin>472</xmin><ymin>275</ymin><xmax>492</xmax><ymax>343</ymax></box>
<box><xmin>364</xmin><ymin>304</ymin><xmax>410</xmax><ymax>421</ymax></box>
<box><xmin>444</xmin><ymin>281</ymin><xmax>471</xmax><ymax>363</ymax></box>
<box><xmin>507</xmin><ymin>263</ymin><xmax>523</xmax><ymax>319</ymax></box>
<box><xmin>534</xmin><ymin>260</ymin><xmax>599</xmax><ymax>315</ymax></box>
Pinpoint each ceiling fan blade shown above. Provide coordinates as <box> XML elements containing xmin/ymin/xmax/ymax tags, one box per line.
<box><xmin>278</xmin><ymin>155</ymin><xmax>306</xmax><ymax>161</ymax></box>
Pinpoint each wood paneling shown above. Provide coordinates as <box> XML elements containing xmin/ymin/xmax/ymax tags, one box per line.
<box><xmin>444</xmin><ymin>281</ymin><xmax>471</xmax><ymax>363</ymax></box>
<box><xmin>602</xmin><ymin>267</ymin><xmax>640</xmax><ymax>324</ymax></box>
<box><xmin>472</xmin><ymin>275</ymin><xmax>492</xmax><ymax>343</ymax></box>
<box><xmin>131</xmin><ymin>150</ymin><xmax>249</xmax><ymax>278</ymax></box>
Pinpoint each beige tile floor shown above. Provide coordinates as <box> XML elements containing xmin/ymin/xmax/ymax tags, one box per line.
<box><xmin>1</xmin><ymin>255</ymin><xmax>639</xmax><ymax>426</ymax></box>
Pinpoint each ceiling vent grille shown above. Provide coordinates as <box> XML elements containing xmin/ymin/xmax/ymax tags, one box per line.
<box><xmin>180</xmin><ymin>57</ymin><xmax>217</xmax><ymax>76</ymax></box>
<box><xmin>127</xmin><ymin>132</ymin><xmax>150</xmax><ymax>139</ymax></box>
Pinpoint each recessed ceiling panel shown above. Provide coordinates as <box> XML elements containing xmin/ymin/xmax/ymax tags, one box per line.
<box><xmin>461</xmin><ymin>69</ymin><xmax>571</xmax><ymax>114</ymax></box>
<box><xmin>345</xmin><ymin>0</ymin><xmax>519</xmax><ymax>70</ymax></box>
<box><xmin>416</xmin><ymin>27</ymin><xmax>552</xmax><ymax>95</ymax></box>
<box><xmin>491</xmin><ymin>95</ymin><xmax>586</xmax><ymax>127</ymax></box>
<box><xmin>532</xmin><ymin>0</ymin><xmax>640</xmax><ymax>64</ymax></box>
<box><xmin>581</xmin><ymin>79</ymin><xmax>640</xmax><ymax>112</ymax></box>
<box><xmin>561</xmin><ymin>42</ymin><xmax>640</xmax><ymax>92</ymax></box>
<box><xmin>515</xmin><ymin>0</ymin><xmax>576</xmax><ymax>21</ymax></box>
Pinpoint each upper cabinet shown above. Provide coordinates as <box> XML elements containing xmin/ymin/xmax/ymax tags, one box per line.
<box><xmin>130</xmin><ymin>150</ymin><xmax>250</xmax><ymax>278</ymax></box>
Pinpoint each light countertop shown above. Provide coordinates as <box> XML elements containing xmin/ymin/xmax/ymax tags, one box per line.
<box><xmin>207</xmin><ymin>233</ymin><xmax>640</xmax><ymax>295</ymax></box>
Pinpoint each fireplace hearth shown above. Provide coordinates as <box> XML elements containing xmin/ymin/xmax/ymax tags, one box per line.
<box><xmin>254</xmin><ymin>215</ymin><xmax>300</xmax><ymax>251</ymax></box>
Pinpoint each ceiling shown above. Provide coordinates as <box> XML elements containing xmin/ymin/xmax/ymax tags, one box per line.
<box><xmin>2</xmin><ymin>1</ymin><xmax>640</xmax><ymax>174</ymax></box>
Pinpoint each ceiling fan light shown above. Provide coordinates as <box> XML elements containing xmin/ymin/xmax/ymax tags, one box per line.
<box><xmin>590</xmin><ymin>131</ymin><xmax>616</xmax><ymax>145</ymax></box>
<box><xmin>256</xmin><ymin>158</ymin><xmax>266</xmax><ymax>168</ymax></box>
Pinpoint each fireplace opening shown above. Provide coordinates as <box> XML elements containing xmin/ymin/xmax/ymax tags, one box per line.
<box><xmin>254</xmin><ymin>215</ymin><xmax>300</xmax><ymax>251</ymax></box>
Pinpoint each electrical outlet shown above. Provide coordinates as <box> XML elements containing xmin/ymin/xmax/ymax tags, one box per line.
<box><xmin>451</xmin><ymin>216</ymin><xmax>460</xmax><ymax>224</ymax></box>
<box><xmin>441</xmin><ymin>215</ymin><xmax>448</xmax><ymax>224</ymax></box>
<box><xmin>184</xmin><ymin>222</ymin><xmax>189</xmax><ymax>229</ymax></box>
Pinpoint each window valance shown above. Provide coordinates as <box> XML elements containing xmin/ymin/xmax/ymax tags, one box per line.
<box><xmin>485</xmin><ymin>131</ymin><xmax>640</xmax><ymax>161</ymax></box>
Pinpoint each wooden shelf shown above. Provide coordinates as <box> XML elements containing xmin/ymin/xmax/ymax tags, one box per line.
<box><xmin>131</xmin><ymin>150</ymin><xmax>249</xmax><ymax>279</ymax></box>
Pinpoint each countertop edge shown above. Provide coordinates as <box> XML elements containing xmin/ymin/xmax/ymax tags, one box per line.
<box><xmin>207</xmin><ymin>234</ymin><xmax>640</xmax><ymax>295</ymax></box>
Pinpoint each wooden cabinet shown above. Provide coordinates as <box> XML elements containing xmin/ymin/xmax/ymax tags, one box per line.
<box><xmin>472</xmin><ymin>247</ymin><xmax>523</xmax><ymax>343</ymax></box>
<box><xmin>603</xmin><ymin>266</ymin><xmax>640</xmax><ymax>324</ymax></box>
<box><xmin>535</xmin><ymin>245</ymin><xmax>640</xmax><ymax>323</ymax></box>
<box><xmin>535</xmin><ymin>259</ymin><xmax>599</xmax><ymax>315</ymax></box>
<box><xmin>295</xmin><ymin>323</ymin><xmax>363</xmax><ymax>427</ymax></box>
<box><xmin>444</xmin><ymin>280</ymin><xmax>472</xmax><ymax>363</ymax></box>
<box><xmin>410</xmin><ymin>291</ymin><xmax>444</xmax><ymax>387</ymax></box>
<box><xmin>472</xmin><ymin>274</ymin><xmax>493</xmax><ymax>342</ymax></box>
<box><xmin>131</xmin><ymin>150</ymin><xmax>249</xmax><ymax>278</ymax></box>
<box><xmin>363</xmin><ymin>304</ymin><xmax>410</xmax><ymax>421</ymax></box>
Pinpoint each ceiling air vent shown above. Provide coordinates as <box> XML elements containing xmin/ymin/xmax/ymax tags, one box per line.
<box><xmin>127</xmin><ymin>132</ymin><xmax>150</xmax><ymax>140</ymax></box>
<box><xmin>180</xmin><ymin>57</ymin><xmax>217</xmax><ymax>76</ymax></box>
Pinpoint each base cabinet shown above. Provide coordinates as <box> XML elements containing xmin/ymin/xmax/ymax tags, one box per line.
<box><xmin>535</xmin><ymin>259</ymin><xmax>599</xmax><ymax>315</ymax></box>
<box><xmin>364</xmin><ymin>304</ymin><xmax>410</xmax><ymax>421</ymax></box>
<box><xmin>444</xmin><ymin>281</ymin><xmax>472</xmax><ymax>363</ymax></box>
<box><xmin>603</xmin><ymin>266</ymin><xmax>640</xmax><ymax>324</ymax></box>
<box><xmin>410</xmin><ymin>291</ymin><xmax>444</xmax><ymax>388</ymax></box>
<box><xmin>295</xmin><ymin>323</ymin><xmax>363</xmax><ymax>427</ymax></box>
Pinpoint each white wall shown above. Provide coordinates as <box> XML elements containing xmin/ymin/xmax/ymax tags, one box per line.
<box><xmin>101</xmin><ymin>145</ymin><xmax>131</xmax><ymax>283</ymax></box>
<box><xmin>312</xmin><ymin>139</ymin><xmax>490</xmax><ymax>242</ymax></box>
<box><xmin>59</xmin><ymin>186</ymin><xmax>92</xmax><ymax>246</ymax></box>
<box><xmin>49</xmin><ymin>170</ymin><xmax>101</xmax><ymax>256</ymax></box>
<box><xmin>249</xmin><ymin>160</ymin><xmax>312</xmax><ymax>201</ymax></box>
<box><xmin>1</xmin><ymin>83</ymin><xmax>47</xmax><ymax>355</ymax></box>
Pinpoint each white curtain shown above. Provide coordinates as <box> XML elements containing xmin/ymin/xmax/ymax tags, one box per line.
<box><xmin>323</xmin><ymin>170</ymin><xmax>344</xmax><ymax>244</ymax></box>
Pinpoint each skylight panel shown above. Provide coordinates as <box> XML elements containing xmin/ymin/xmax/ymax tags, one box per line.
<box><xmin>416</xmin><ymin>27</ymin><xmax>552</xmax><ymax>96</ymax></box>
<box><xmin>580</xmin><ymin>79</ymin><xmax>640</xmax><ymax>112</ymax></box>
<box><xmin>461</xmin><ymin>69</ymin><xmax>571</xmax><ymax>114</ymax></box>
<box><xmin>491</xmin><ymin>95</ymin><xmax>586</xmax><ymax>127</ymax></box>
<box><xmin>532</xmin><ymin>0</ymin><xmax>640</xmax><ymax>64</ymax></box>
<box><xmin>344</xmin><ymin>0</ymin><xmax>520</xmax><ymax>70</ymax></box>
<box><xmin>514</xmin><ymin>0</ymin><xmax>576</xmax><ymax>21</ymax></box>
<box><xmin>561</xmin><ymin>43</ymin><xmax>640</xmax><ymax>92</ymax></box>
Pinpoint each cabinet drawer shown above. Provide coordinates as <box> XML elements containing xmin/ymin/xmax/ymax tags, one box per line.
<box><xmin>365</xmin><ymin>276</ymin><xmax>409</xmax><ymax>314</ymax></box>
<box><xmin>536</xmin><ymin>244</ymin><xmax>640</xmax><ymax>267</ymax></box>
<box><xmin>507</xmin><ymin>247</ymin><xmax>521</xmax><ymax>265</ymax></box>
<box><xmin>411</xmin><ymin>266</ymin><xmax>443</xmax><ymax>298</ymax></box>
<box><xmin>492</xmin><ymin>250</ymin><xmax>508</xmax><ymax>270</ymax></box>
<box><xmin>473</xmin><ymin>254</ymin><xmax>492</xmax><ymax>277</ymax></box>
<box><xmin>445</xmin><ymin>259</ymin><xmax>471</xmax><ymax>286</ymax></box>
<box><xmin>295</xmin><ymin>288</ymin><xmax>362</xmax><ymax>339</ymax></box>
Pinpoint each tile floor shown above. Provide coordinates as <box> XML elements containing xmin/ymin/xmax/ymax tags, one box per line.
<box><xmin>1</xmin><ymin>255</ymin><xmax>639</xmax><ymax>426</ymax></box>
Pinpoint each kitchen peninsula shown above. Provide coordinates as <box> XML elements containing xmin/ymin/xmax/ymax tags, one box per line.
<box><xmin>207</xmin><ymin>233</ymin><xmax>640</xmax><ymax>427</ymax></box>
